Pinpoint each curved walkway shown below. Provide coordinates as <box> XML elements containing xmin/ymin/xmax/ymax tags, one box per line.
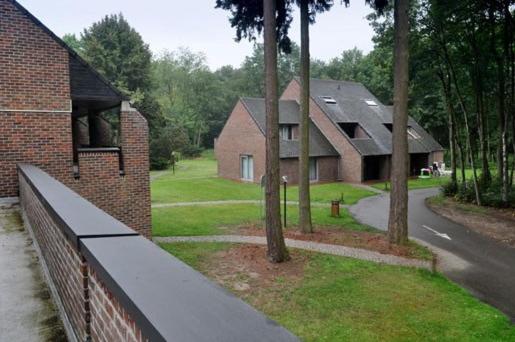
<box><xmin>152</xmin><ymin>200</ymin><xmax>344</xmax><ymax>209</ymax></box>
<box><xmin>154</xmin><ymin>235</ymin><xmax>432</xmax><ymax>270</ymax></box>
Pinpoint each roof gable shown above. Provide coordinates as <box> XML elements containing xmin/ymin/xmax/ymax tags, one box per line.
<box><xmin>308</xmin><ymin>78</ymin><xmax>443</xmax><ymax>155</ymax></box>
<box><xmin>240</xmin><ymin>97</ymin><xmax>338</xmax><ymax>158</ymax></box>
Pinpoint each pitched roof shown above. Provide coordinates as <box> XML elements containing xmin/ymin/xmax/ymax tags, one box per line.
<box><xmin>240</xmin><ymin>97</ymin><xmax>338</xmax><ymax>158</ymax></box>
<box><xmin>307</xmin><ymin>78</ymin><xmax>443</xmax><ymax>156</ymax></box>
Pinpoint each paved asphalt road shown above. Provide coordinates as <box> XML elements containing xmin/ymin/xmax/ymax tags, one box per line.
<box><xmin>350</xmin><ymin>188</ymin><xmax>515</xmax><ymax>322</ymax></box>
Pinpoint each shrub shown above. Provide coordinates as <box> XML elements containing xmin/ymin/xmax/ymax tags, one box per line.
<box><xmin>441</xmin><ymin>180</ymin><xmax>458</xmax><ymax>197</ymax></box>
<box><xmin>449</xmin><ymin>178</ymin><xmax>515</xmax><ymax>208</ymax></box>
<box><xmin>181</xmin><ymin>145</ymin><xmax>203</xmax><ymax>158</ymax></box>
<box><xmin>455</xmin><ymin>180</ymin><xmax>477</xmax><ymax>203</ymax></box>
<box><xmin>149</xmin><ymin>125</ymin><xmax>189</xmax><ymax>170</ymax></box>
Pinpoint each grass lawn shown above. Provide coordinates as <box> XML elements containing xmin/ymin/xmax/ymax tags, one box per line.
<box><xmin>151</xmin><ymin>151</ymin><xmax>375</xmax><ymax>205</ymax></box>
<box><xmin>371</xmin><ymin>175</ymin><xmax>451</xmax><ymax>191</ymax></box>
<box><xmin>152</xmin><ymin>203</ymin><xmax>373</xmax><ymax>237</ymax></box>
<box><xmin>162</xmin><ymin>242</ymin><xmax>515</xmax><ymax>341</ymax></box>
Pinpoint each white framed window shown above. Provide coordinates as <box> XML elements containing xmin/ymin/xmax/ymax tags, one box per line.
<box><xmin>240</xmin><ymin>155</ymin><xmax>254</xmax><ymax>181</ymax></box>
<box><xmin>309</xmin><ymin>158</ymin><xmax>318</xmax><ymax>181</ymax></box>
<box><xmin>280</xmin><ymin>125</ymin><xmax>294</xmax><ymax>141</ymax></box>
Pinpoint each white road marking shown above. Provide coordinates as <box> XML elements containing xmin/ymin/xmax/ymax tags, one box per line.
<box><xmin>422</xmin><ymin>225</ymin><xmax>452</xmax><ymax>240</ymax></box>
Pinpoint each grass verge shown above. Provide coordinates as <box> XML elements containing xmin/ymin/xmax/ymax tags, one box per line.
<box><xmin>162</xmin><ymin>242</ymin><xmax>515</xmax><ymax>342</ymax></box>
<box><xmin>152</xmin><ymin>203</ymin><xmax>374</xmax><ymax>237</ymax></box>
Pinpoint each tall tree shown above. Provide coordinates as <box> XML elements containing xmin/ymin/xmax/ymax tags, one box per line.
<box><xmin>80</xmin><ymin>13</ymin><xmax>162</xmax><ymax>130</ymax></box>
<box><xmin>297</xmin><ymin>0</ymin><xmax>333</xmax><ymax>234</ymax></box>
<box><xmin>298</xmin><ymin>0</ymin><xmax>312</xmax><ymax>233</ymax></box>
<box><xmin>216</xmin><ymin>0</ymin><xmax>290</xmax><ymax>262</ymax></box>
<box><xmin>387</xmin><ymin>0</ymin><xmax>410</xmax><ymax>244</ymax></box>
<box><xmin>264</xmin><ymin>0</ymin><xmax>289</xmax><ymax>262</ymax></box>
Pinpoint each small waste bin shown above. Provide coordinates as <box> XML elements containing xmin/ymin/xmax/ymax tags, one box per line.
<box><xmin>331</xmin><ymin>200</ymin><xmax>340</xmax><ymax>217</ymax></box>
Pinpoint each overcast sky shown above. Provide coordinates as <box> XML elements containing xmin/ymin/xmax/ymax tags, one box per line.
<box><xmin>18</xmin><ymin>0</ymin><xmax>377</xmax><ymax>70</ymax></box>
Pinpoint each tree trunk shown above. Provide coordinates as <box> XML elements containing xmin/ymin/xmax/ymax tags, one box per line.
<box><xmin>298</xmin><ymin>0</ymin><xmax>313</xmax><ymax>234</ymax></box>
<box><xmin>469</xmin><ymin>28</ymin><xmax>490</xmax><ymax>184</ymax></box>
<box><xmin>441</xmin><ymin>40</ymin><xmax>481</xmax><ymax>205</ymax></box>
<box><xmin>439</xmin><ymin>69</ymin><xmax>457</xmax><ymax>184</ymax></box>
<box><xmin>263</xmin><ymin>0</ymin><xmax>288</xmax><ymax>262</ymax></box>
<box><xmin>388</xmin><ymin>0</ymin><xmax>409</xmax><ymax>245</ymax></box>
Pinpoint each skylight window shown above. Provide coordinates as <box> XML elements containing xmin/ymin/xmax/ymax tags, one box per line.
<box><xmin>321</xmin><ymin>96</ymin><xmax>337</xmax><ymax>104</ymax></box>
<box><xmin>407</xmin><ymin>127</ymin><xmax>421</xmax><ymax>139</ymax></box>
<box><xmin>365</xmin><ymin>100</ymin><xmax>378</xmax><ymax>106</ymax></box>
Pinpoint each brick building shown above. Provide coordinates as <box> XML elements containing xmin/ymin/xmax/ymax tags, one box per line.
<box><xmin>0</xmin><ymin>0</ymin><xmax>151</xmax><ymax>237</ymax></box>
<box><xmin>215</xmin><ymin>78</ymin><xmax>444</xmax><ymax>184</ymax></box>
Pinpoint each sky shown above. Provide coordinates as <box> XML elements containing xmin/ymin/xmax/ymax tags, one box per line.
<box><xmin>17</xmin><ymin>0</ymin><xmax>377</xmax><ymax>70</ymax></box>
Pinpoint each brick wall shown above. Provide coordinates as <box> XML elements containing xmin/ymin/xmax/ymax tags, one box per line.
<box><xmin>1</xmin><ymin>0</ymin><xmax>151</xmax><ymax>237</ymax></box>
<box><xmin>281</xmin><ymin>80</ymin><xmax>363</xmax><ymax>183</ymax></box>
<box><xmin>71</xmin><ymin>107</ymin><xmax>151</xmax><ymax>238</ymax></box>
<box><xmin>215</xmin><ymin>100</ymin><xmax>266</xmax><ymax>183</ymax></box>
<box><xmin>18</xmin><ymin>166</ymin><xmax>147</xmax><ymax>342</ymax></box>
<box><xmin>19</xmin><ymin>175</ymin><xmax>90</xmax><ymax>341</ymax></box>
<box><xmin>0</xmin><ymin>0</ymin><xmax>70</xmax><ymax>111</ymax></box>
<box><xmin>279</xmin><ymin>157</ymin><xmax>338</xmax><ymax>184</ymax></box>
<box><xmin>18</xmin><ymin>165</ymin><xmax>297</xmax><ymax>342</ymax></box>
<box><xmin>429</xmin><ymin>151</ymin><xmax>444</xmax><ymax>165</ymax></box>
<box><xmin>0</xmin><ymin>112</ymin><xmax>74</xmax><ymax>197</ymax></box>
<box><xmin>89</xmin><ymin>268</ymin><xmax>146</xmax><ymax>342</ymax></box>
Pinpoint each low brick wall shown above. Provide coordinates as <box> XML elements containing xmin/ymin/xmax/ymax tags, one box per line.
<box><xmin>18</xmin><ymin>164</ymin><xmax>298</xmax><ymax>342</ymax></box>
<box><xmin>19</xmin><ymin>174</ymin><xmax>90</xmax><ymax>340</ymax></box>
<box><xmin>88</xmin><ymin>267</ymin><xmax>144</xmax><ymax>341</ymax></box>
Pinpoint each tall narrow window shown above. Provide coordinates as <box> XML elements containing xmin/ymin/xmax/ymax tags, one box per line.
<box><xmin>280</xmin><ymin>125</ymin><xmax>293</xmax><ymax>141</ymax></box>
<box><xmin>240</xmin><ymin>155</ymin><xmax>254</xmax><ymax>181</ymax></box>
<box><xmin>309</xmin><ymin>158</ymin><xmax>318</xmax><ymax>181</ymax></box>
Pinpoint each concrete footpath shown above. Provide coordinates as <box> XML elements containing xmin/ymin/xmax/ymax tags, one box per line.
<box><xmin>0</xmin><ymin>201</ymin><xmax>65</xmax><ymax>342</ymax></box>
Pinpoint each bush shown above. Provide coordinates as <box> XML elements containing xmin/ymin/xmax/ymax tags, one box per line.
<box><xmin>446</xmin><ymin>178</ymin><xmax>515</xmax><ymax>208</ymax></box>
<box><xmin>455</xmin><ymin>180</ymin><xmax>477</xmax><ymax>203</ymax></box>
<box><xmin>181</xmin><ymin>145</ymin><xmax>203</xmax><ymax>158</ymax></box>
<box><xmin>149</xmin><ymin>124</ymin><xmax>189</xmax><ymax>170</ymax></box>
<box><xmin>441</xmin><ymin>180</ymin><xmax>458</xmax><ymax>197</ymax></box>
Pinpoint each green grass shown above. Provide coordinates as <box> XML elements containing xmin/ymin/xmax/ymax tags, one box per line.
<box><xmin>164</xmin><ymin>242</ymin><xmax>515</xmax><ymax>342</ymax></box>
<box><xmin>160</xmin><ymin>242</ymin><xmax>231</xmax><ymax>269</ymax></box>
<box><xmin>151</xmin><ymin>151</ymin><xmax>375</xmax><ymax>204</ymax></box>
<box><xmin>371</xmin><ymin>175</ymin><xmax>451</xmax><ymax>191</ymax></box>
<box><xmin>152</xmin><ymin>203</ymin><xmax>374</xmax><ymax>237</ymax></box>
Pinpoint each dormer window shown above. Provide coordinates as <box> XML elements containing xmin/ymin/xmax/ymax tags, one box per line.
<box><xmin>280</xmin><ymin>125</ymin><xmax>294</xmax><ymax>141</ymax></box>
<box><xmin>338</xmin><ymin>122</ymin><xmax>371</xmax><ymax>139</ymax></box>
<box><xmin>365</xmin><ymin>100</ymin><xmax>378</xmax><ymax>106</ymax></box>
<box><xmin>321</xmin><ymin>96</ymin><xmax>337</xmax><ymax>104</ymax></box>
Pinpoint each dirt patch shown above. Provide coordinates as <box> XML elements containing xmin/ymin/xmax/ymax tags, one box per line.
<box><xmin>237</xmin><ymin>225</ymin><xmax>430</xmax><ymax>260</ymax></box>
<box><xmin>427</xmin><ymin>197</ymin><xmax>515</xmax><ymax>248</ymax></box>
<box><xmin>204</xmin><ymin>244</ymin><xmax>308</xmax><ymax>305</ymax></box>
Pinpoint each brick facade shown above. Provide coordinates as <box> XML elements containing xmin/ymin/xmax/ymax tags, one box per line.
<box><xmin>89</xmin><ymin>268</ymin><xmax>146</xmax><ymax>342</ymax></box>
<box><xmin>281</xmin><ymin>79</ymin><xmax>363</xmax><ymax>183</ymax></box>
<box><xmin>0</xmin><ymin>0</ymin><xmax>150</xmax><ymax>237</ymax></box>
<box><xmin>19</xmin><ymin>175</ymin><xmax>90</xmax><ymax>341</ymax></box>
<box><xmin>0</xmin><ymin>0</ymin><xmax>70</xmax><ymax>111</ymax></box>
<box><xmin>19</xmin><ymin>169</ymin><xmax>149</xmax><ymax>342</ymax></box>
<box><xmin>280</xmin><ymin>157</ymin><xmax>339</xmax><ymax>184</ymax></box>
<box><xmin>215</xmin><ymin>100</ymin><xmax>266</xmax><ymax>183</ymax></box>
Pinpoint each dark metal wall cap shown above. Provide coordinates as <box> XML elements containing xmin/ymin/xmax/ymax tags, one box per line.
<box><xmin>17</xmin><ymin>164</ymin><xmax>137</xmax><ymax>248</ymax></box>
<box><xmin>80</xmin><ymin>235</ymin><xmax>299</xmax><ymax>342</ymax></box>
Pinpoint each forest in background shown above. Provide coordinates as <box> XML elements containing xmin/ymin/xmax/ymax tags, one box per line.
<box><xmin>63</xmin><ymin>0</ymin><xmax>514</xmax><ymax>206</ymax></box>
